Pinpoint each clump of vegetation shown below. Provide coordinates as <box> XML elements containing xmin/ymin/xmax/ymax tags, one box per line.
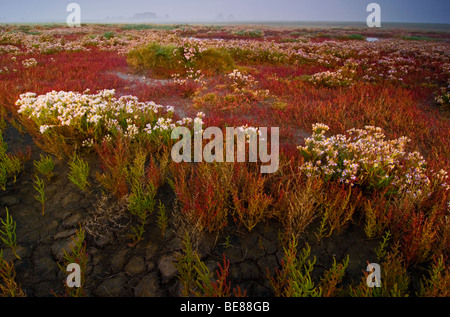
<box><xmin>0</xmin><ymin>131</ymin><xmax>22</xmax><ymax>190</ymax></box>
<box><xmin>234</xmin><ymin>29</ymin><xmax>265</xmax><ymax>38</ymax></box>
<box><xmin>298</xmin><ymin>123</ymin><xmax>447</xmax><ymax>198</ymax></box>
<box><xmin>169</xmin><ymin>161</ymin><xmax>233</xmax><ymax>233</ymax></box>
<box><xmin>349</xmin><ymin>234</ymin><xmax>410</xmax><ymax>297</ymax></box>
<box><xmin>274</xmin><ymin>177</ymin><xmax>324</xmax><ymax>241</ymax></box>
<box><xmin>127</xmin><ymin>42</ymin><xmax>184</xmax><ymax>76</ymax></box>
<box><xmin>33</xmin><ymin>175</ymin><xmax>47</xmax><ymax>216</ymax></box>
<box><xmin>268</xmin><ymin>238</ymin><xmax>321</xmax><ymax>297</ymax></box>
<box><xmin>319</xmin><ymin>255</ymin><xmax>349</xmax><ymax>297</ymax></box>
<box><xmin>434</xmin><ymin>85</ymin><xmax>450</xmax><ymax>112</ymax></box>
<box><xmin>195</xmin><ymin>48</ymin><xmax>235</xmax><ymax>75</ymax></box>
<box><xmin>176</xmin><ymin>233</ymin><xmax>198</xmax><ymax>296</ymax></box>
<box><xmin>347</xmin><ymin>34</ymin><xmax>365</xmax><ymax>40</ymax></box>
<box><xmin>126</xmin><ymin>150</ymin><xmax>161</xmax><ymax>245</ymax></box>
<box><xmin>402</xmin><ymin>35</ymin><xmax>435</xmax><ymax>41</ymax></box>
<box><xmin>315</xmin><ymin>185</ymin><xmax>361</xmax><ymax>241</ymax></box>
<box><xmin>102</xmin><ymin>32</ymin><xmax>115</xmax><ymax>39</ymax></box>
<box><xmin>0</xmin><ymin>208</ymin><xmax>20</xmax><ymax>260</ymax></box>
<box><xmin>68</xmin><ymin>155</ymin><xmax>90</xmax><ymax>192</ymax></box>
<box><xmin>231</xmin><ymin>165</ymin><xmax>273</xmax><ymax>232</ymax></box>
<box><xmin>176</xmin><ymin>233</ymin><xmax>245</xmax><ymax>297</ymax></box>
<box><xmin>417</xmin><ymin>254</ymin><xmax>450</xmax><ymax>297</ymax></box>
<box><xmin>58</xmin><ymin>226</ymin><xmax>87</xmax><ymax>297</ymax></box>
<box><xmin>156</xmin><ymin>201</ymin><xmax>168</xmax><ymax>237</ymax></box>
<box><xmin>121</xmin><ymin>24</ymin><xmax>179</xmax><ymax>31</ymax></box>
<box><xmin>0</xmin><ymin>250</ymin><xmax>25</xmax><ymax>297</ymax></box>
<box><xmin>34</xmin><ymin>154</ymin><xmax>55</xmax><ymax>180</ymax></box>
<box><xmin>127</xmin><ymin>42</ymin><xmax>235</xmax><ymax>77</ymax></box>
<box><xmin>268</xmin><ymin>236</ymin><xmax>349</xmax><ymax>297</ymax></box>
<box><xmin>128</xmin><ymin>177</ymin><xmax>156</xmax><ymax>245</ymax></box>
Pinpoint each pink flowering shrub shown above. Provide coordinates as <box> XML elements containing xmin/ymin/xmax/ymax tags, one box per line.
<box><xmin>298</xmin><ymin>123</ymin><xmax>449</xmax><ymax>200</ymax></box>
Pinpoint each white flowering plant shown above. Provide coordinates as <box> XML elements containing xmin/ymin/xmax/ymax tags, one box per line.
<box><xmin>15</xmin><ymin>89</ymin><xmax>198</xmax><ymax>153</ymax></box>
<box><xmin>227</xmin><ymin>69</ymin><xmax>258</xmax><ymax>93</ymax></box>
<box><xmin>308</xmin><ymin>67</ymin><xmax>355</xmax><ymax>88</ymax></box>
<box><xmin>22</xmin><ymin>58</ymin><xmax>38</xmax><ymax>68</ymax></box>
<box><xmin>434</xmin><ymin>84</ymin><xmax>450</xmax><ymax>111</ymax></box>
<box><xmin>298</xmin><ymin>124</ymin><xmax>448</xmax><ymax>200</ymax></box>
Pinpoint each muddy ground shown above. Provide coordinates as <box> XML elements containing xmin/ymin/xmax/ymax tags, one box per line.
<box><xmin>0</xmin><ymin>123</ymin><xmax>380</xmax><ymax>297</ymax></box>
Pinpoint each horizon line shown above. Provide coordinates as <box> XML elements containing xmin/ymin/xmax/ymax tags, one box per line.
<box><xmin>1</xmin><ymin>20</ymin><xmax>450</xmax><ymax>25</ymax></box>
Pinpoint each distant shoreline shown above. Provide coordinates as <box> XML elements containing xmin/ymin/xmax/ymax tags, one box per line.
<box><xmin>1</xmin><ymin>21</ymin><xmax>449</xmax><ymax>32</ymax></box>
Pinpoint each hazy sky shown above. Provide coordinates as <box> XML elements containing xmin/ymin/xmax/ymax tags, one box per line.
<box><xmin>0</xmin><ymin>0</ymin><xmax>449</xmax><ymax>23</ymax></box>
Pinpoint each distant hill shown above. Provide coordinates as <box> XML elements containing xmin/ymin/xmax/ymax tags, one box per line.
<box><xmin>129</xmin><ymin>12</ymin><xmax>158</xmax><ymax>22</ymax></box>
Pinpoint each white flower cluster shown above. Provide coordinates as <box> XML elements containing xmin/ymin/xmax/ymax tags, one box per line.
<box><xmin>15</xmin><ymin>89</ymin><xmax>196</xmax><ymax>144</ymax></box>
<box><xmin>172</xmin><ymin>67</ymin><xmax>205</xmax><ymax>86</ymax></box>
<box><xmin>0</xmin><ymin>45</ymin><xmax>21</xmax><ymax>55</ymax></box>
<box><xmin>181</xmin><ymin>40</ymin><xmax>207</xmax><ymax>61</ymax></box>
<box><xmin>235</xmin><ymin>124</ymin><xmax>264</xmax><ymax>143</ymax></box>
<box><xmin>22</xmin><ymin>58</ymin><xmax>38</xmax><ymax>68</ymax></box>
<box><xmin>227</xmin><ymin>69</ymin><xmax>257</xmax><ymax>93</ymax></box>
<box><xmin>193</xmin><ymin>112</ymin><xmax>205</xmax><ymax>134</ymax></box>
<box><xmin>298</xmin><ymin>123</ymin><xmax>448</xmax><ymax>198</ymax></box>
<box><xmin>434</xmin><ymin>81</ymin><xmax>450</xmax><ymax>106</ymax></box>
<box><xmin>309</xmin><ymin>68</ymin><xmax>354</xmax><ymax>87</ymax></box>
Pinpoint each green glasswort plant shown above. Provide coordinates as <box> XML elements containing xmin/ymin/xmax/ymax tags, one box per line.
<box><xmin>0</xmin><ymin>208</ymin><xmax>20</xmax><ymax>260</ymax></box>
<box><xmin>156</xmin><ymin>200</ymin><xmax>168</xmax><ymax>237</ymax></box>
<box><xmin>126</xmin><ymin>150</ymin><xmax>158</xmax><ymax>244</ymax></box>
<box><xmin>0</xmin><ymin>250</ymin><xmax>25</xmax><ymax>297</ymax></box>
<box><xmin>417</xmin><ymin>254</ymin><xmax>449</xmax><ymax>297</ymax></box>
<box><xmin>58</xmin><ymin>226</ymin><xmax>87</xmax><ymax>297</ymax></box>
<box><xmin>128</xmin><ymin>181</ymin><xmax>156</xmax><ymax>245</ymax></box>
<box><xmin>0</xmin><ymin>131</ymin><xmax>22</xmax><ymax>190</ymax></box>
<box><xmin>268</xmin><ymin>237</ymin><xmax>321</xmax><ymax>297</ymax></box>
<box><xmin>33</xmin><ymin>175</ymin><xmax>46</xmax><ymax>216</ymax></box>
<box><xmin>34</xmin><ymin>154</ymin><xmax>55</xmax><ymax>180</ymax></box>
<box><xmin>192</xmin><ymin>253</ymin><xmax>243</xmax><ymax>297</ymax></box>
<box><xmin>319</xmin><ymin>255</ymin><xmax>349</xmax><ymax>297</ymax></box>
<box><xmin>349</xmin><ymin>240</ymin><xmax>410</xmax><ymax>297</ymax></box>
<box><xmin>176</xmin><ymin>233</ymin><xmax>245</xmax><ymax>297</ymax></box>
<box><xmin>176</xmin><ymin>233</ymin><xmax>198</xmax><ymax>297</ymax></box>
<box><xmin>68</xmin><ymin>155</ymin><xmax>90</xmax><ymax>192</ymax></box>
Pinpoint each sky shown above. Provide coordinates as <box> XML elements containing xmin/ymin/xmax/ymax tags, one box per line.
<box><xmin>0</xmin><ymin>0</ymin><xmax>449</xmax><ymax>24</ymax></box>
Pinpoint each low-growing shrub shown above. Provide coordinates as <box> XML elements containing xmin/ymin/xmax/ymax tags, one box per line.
<box><xmin>298</xmin><ymin>123</ymin><xmax>448</xmax><ymax>201</ymax></box>
<box><xmin>195</xmin><ymin>48</ymin><xmax>235</xmax><ymax>75</ymax></box>
<box><xmin>127</xmin><ymin>42</ymin><xmax>183</xmax><ymax>76</ymax></box>
<box><xmin>128</xmin><ymin>43</ymin><xmax>234</xmax><ymax>77</ymax></box>
<box><xmin>347</xmin><ymin>34</ymin><xmax>365</xmax><ymax>40</ymax></box>
<box><xmin>16</xmin><ymin>89</ymin><xmax>193</xmax><ymax>155</ymax></box>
